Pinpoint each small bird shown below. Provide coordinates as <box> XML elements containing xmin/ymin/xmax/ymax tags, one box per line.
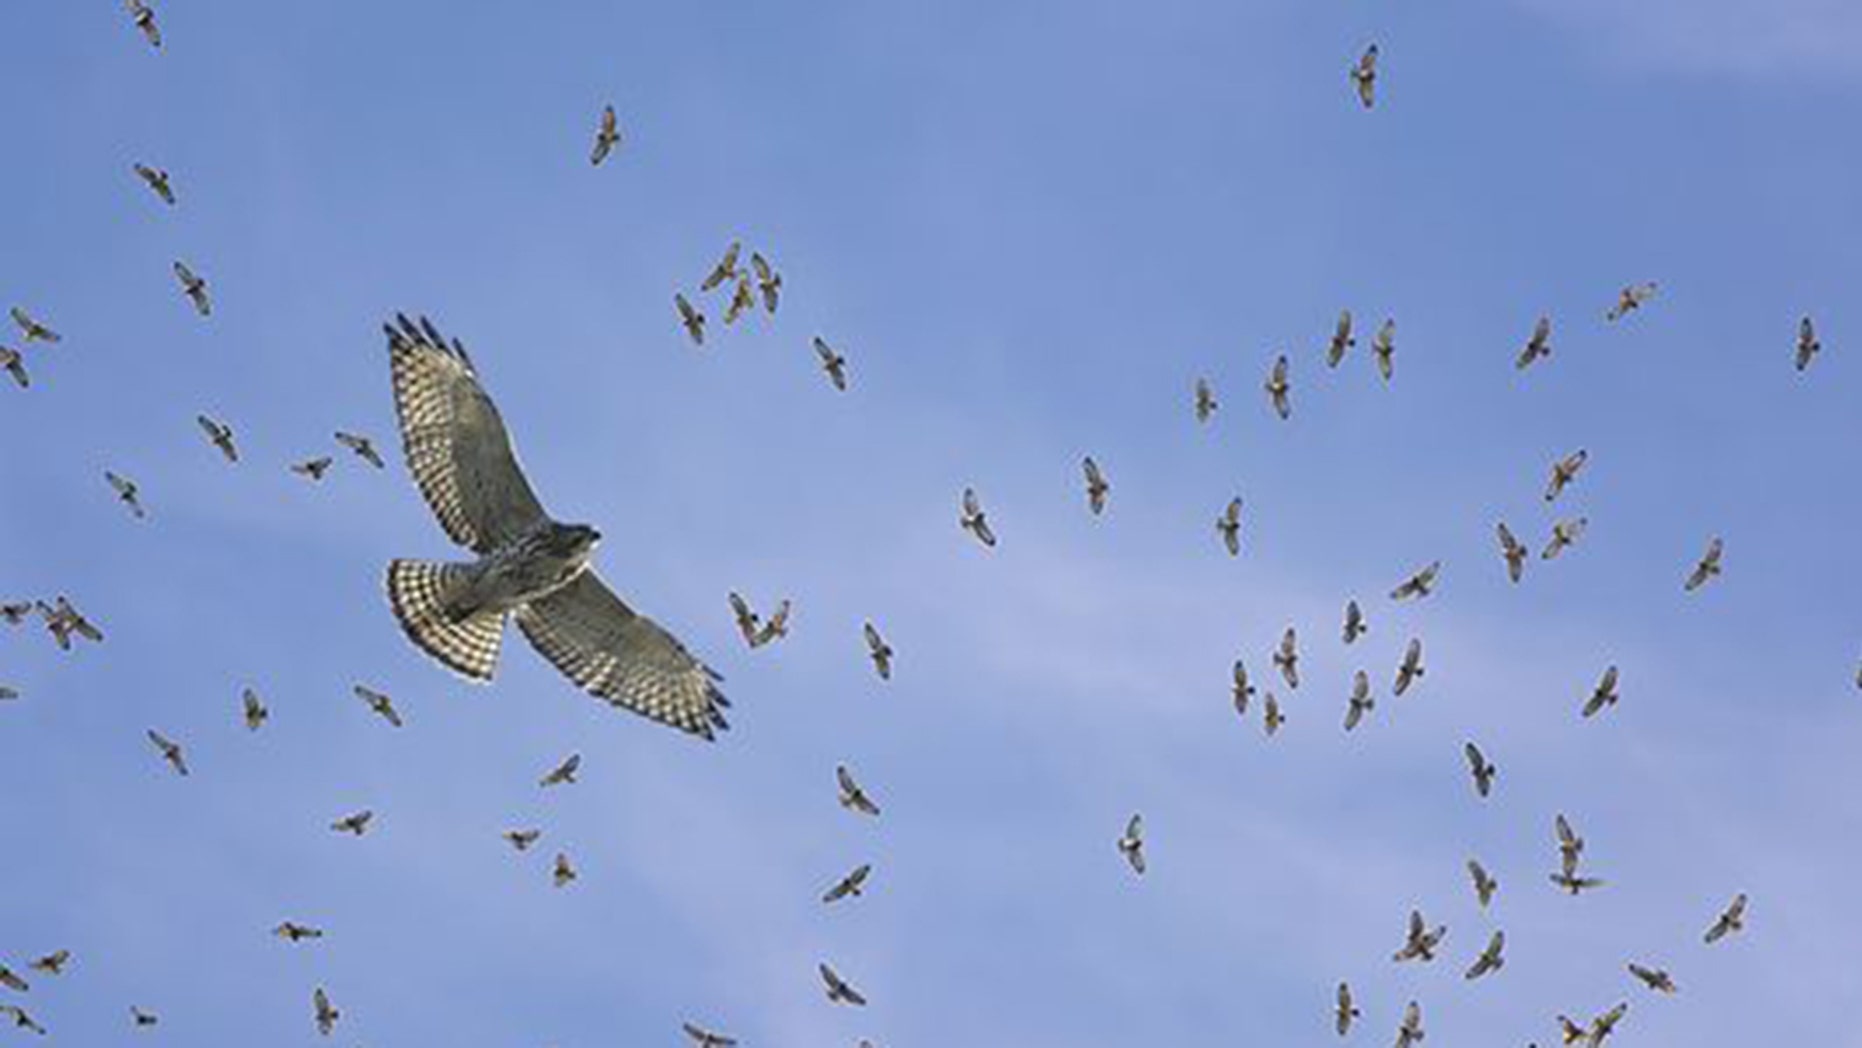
<box><xmin>197</xmin><ymin>414</ymin><xmax>238</xmax><ymax>462</ymax></box>
<box><xmin>1372</xmin><ymin>318</ymin><xmax>1396</xmax><ymax>381</ymax></box>
<box><xmin>819</xmin><ymin>962</ymin><xmax>866</xmax><ymax>1006</ymax></box>
<box><xmin>1343</xmin><ymin>670</ymin><xmax>1374</xmax><ymax>731</ymax></box>
<box><xmin>503</xmin><ymin>828</ymin><xmax>541</xmax><ymax>851</ymax></box>
<box><xmin>822</xmin><ymin>863</ymin><xmax>873</xmax><ymax>903</ymax></box>
<box><xmin>1517</xmin><ymin>315</ymin><xmax>1552</xmax><ymax>370</ymax></box>
<box><xmin>1551</xmin><ymin>870</ymin><xmax>1606</xmax><ymax>895</ymax></box>
<box><xmin>1394</xmin><ymin>1000</ymin><xmax>1423</xmax><ymax>1048</ymax></box>
<box><xmin>1342</xmin><ymin>599</ymin><xmax>1367</xmax><ymax>644</ymax></box>
<box><xmin>1117</xmin><ymin>813</ymin><xmax>1146</xmax><ymax>875</ymax></box>
<box><xmin>313</xmin><ymin>987</ymin><xmax>339</xmax><ymax>1036</ymax></box>
<box><xmin>1082</xmin><ymin>456</ymin><xmax>1109</xmax><ymax>515</ymax></box>
<box><xmin>1467</xmin><ymin>859</ymin><xmax>1498</xmax><ymax>908</ymax></box>
<box><xmin>330</xmin><ymin>810</ymin><xmax>373</xmax><ymax>836</ymax></box>
<box><xmin>752</xmin><ymin>600</ymin><xmax>791</xmax><ymax>648</ymax></box>
<box><xmin>1390</xmin><ymin>561</ymin><xmax>1440</xmax><ymax>600</ymax></box>
<box><xmin>1194</xmin><ymin>377</ymin><xmax>1218</xmax><ymax>422</ymax></box>
<box><xmin>1605</xmin><ymin>282</ymin><xmax>1658</xmax><ymax>322</ymax></box>
<box><xmin>863</xmin><ymin>622</ymin><xmax>893</xmax><ymax>680</ymax></box>
<box><xmin>1542</xmin><ymin>517</ymin><xmax>1588</xmax><ymax>560</ymax></box>
<box><xmin>700</xmin><ymin>243</ymin><xmax>742</xmax><ymax>292</ymax></box>
<box><xmin>1556</xmin><ymin>812</ymin><xmax>1586</xmax><ymax>867</ymax></box>
<box><xmin>291</xmin><ymin>456</ymin><xmax>333</xmax><ymax>480</ymax></box>
<box><xmin>1464</xmin><ymin>741</ymin><xmax>1496</xmax><ymax>798</ymax></box>
<box><xmin>1273</xmin><ymin>627</ymin><xmax>1300</xmax><ymax>689</ymax></box>
<box><xmin>1262</xmin><ymin>692</ymin><xmax>1285</xmax><ymax>736</ymax></box>
<box><xmin>1465</xmin><ymin>929</ymin><xmax>1506</xmax><ymax>980</ymax></box>
<box><xmin>126</xmin><ymin>0</ymin><xmax>162</xmax><ymax>48</ymax></box>
<box><xmin>0</xmin><ymin>601</ymin><xmax>29</xmax><ymax>625</ymax></box>
<box><xmin>1703</xmin><ymin>892</ymin><xmax>1747</xmax><ymax>944</ymax></box>
<box><xmin>1264</xmin><ymin>354</ymin><xmax>1291</xmax><ymax>420</ymax></box>
<box><xmin>0</xmin><ymin>345</ymin><xmax>26</xmax><ymax>389</ymax></box>
<box><xmin>589</xmin><ymin>105</ymin><xmax>620</xmax><ymax>165</ymax></box>
<box><xmin>553</xmin><ymin>851</ymin><xmax>578</xmax><ymax>887</ymax></box>
<box><xmin>751</xmin><ymin>251</ymin><xmax>781</xmax><ymax>313</ymax></box>
<box><xmin>813</xmin><ymin>337</ymin><xmax>848</xmax><ymax>391</ymax></box>
<box><xmin>1588</xmin><ymin>1002</ymin><xmax>1629</xmax><ymax>1046</ymax></box>
<box><xmin>1231</xmin><ymin>659</ymin><xmax>1255</xmax><ymax>716</ymax></box>
<box><xmin>1393</xmin><ymin>637</ymin><xmax>1424</xmax><ymax>697</ymax></box>
<box><xmin>1627</xmin><ymin>962</ymin><xmax>1677</xmax><ymax>994</ymax></box>
<box><xmin>27</xmin><ymin>951</ymin><xmax>68</xmax><ymax>976</ymax></box>
<box><xmin>1684</xmin><ymin>536</ymin><xmax>1723</xmax><ymax>592</ymax></box>
<box><xmin>727</xmin><ymin>592</ymin><xmax>762</xmax><ymax>647</ymax></box>
<box><xmin>0</xmin><ymin>686</ymin><xmax>16</xmax><ymax>701</ymax></box>
<box><xmin>133</xmin><ymin>163</ymin><xmax>175</xmax><ymax>204</ymax></box>
<box><xmin>539</xmin><ymin>752</ymin><xmax>581</xmax><ymax>787</ymax></box>
<box><xmin>675</xmin><ymin>293</ymin><xmax>706</xmax><ymax>346</ymax></box>
<box><xmin>147</xmin><ymin>729</ymin><xmax>188</xmax><ymax>776</ymax></box>
<box><xmin>173</xmin><ymin>260</ymin><xmax>210</xmax><ymax>315</ymax></box>
<box><xmin>837</xmin><ymin>764</ymin><xmax>881</xmax><ymax>816</ymax></box>
<box><xmin>1545</xmin><ymin>449</ymin><xmax>1588</xmax><ymax>502</ymax></box>
<box><xmin>1497</xmin><ymin>522</ymin><xmax>1527</xmax><ymax>583</ymax></box>
<box><xmin>272</xmin><ymin>921</ymin><xmax>324</xmax><ymax>942</ymax></box>
<box><xmin>1326</xmin><ymin>309</ymin><xmax>1356</xmax><ymax>368</ymax></box>
<box><xmin>353</xmin><ymin>685</ymin><xmax>404</xmax><ymax>727</ymax></box>
<box><xmin>131</xmin><ymin>1006</ymin><xmax>159</xmax><ymax>1027</ymax></box>
<box><xmin>1216</xmin><ymin>497</ymin><xmax>1243</xmax><ymax>556</ymax></box>
<box><xmin>0</xmin><ymin>1004</ymin><xmax>46</xmax><ymax>1035</ymax></box>
<box><xmin>1335</xmin><ymin>982</ymin><xmax>1361</xmax><ymax>1036</ymax></box>
<box><xmin>10</xmin><ymin>307</ymin><xmax>60</xmax><ymax>344</ymax></box>
<box><xmin>0</xmin><ymin>967</ymin><xmax>28</xmax><ymax>993</ymax></box>
<box><xmin>334</xmin><ymin>431</ymin><xmax>385</xmax><ymax>468</ymax></box>
<box><xmin>105</xmin><ymin>471</ymin><xmax>147</xmax><ymax>519</ymax></box>
<box><xmin>724</xmin><ymin>277</ymin><xmax>756</xmax><ymax>325</ymax></box>
<box><xmin>1582</xmin><ymin>665</ymin><xmax>1619</xmax><ymax>718</ymax></box>
<box><xmin>1350</xmin><ymin>44</ymin><xmax>1379</xmax><ymax>109</ymax></box>
<box><xmin>36</xmin><ymin>597</ymin><xmax>104</xmax><ymax>650</ymax></box>
<box><xmin>960</xmin><ymin>487</ymin><xmax>997</xmax><ymax>548</ymax></box>
<box><xmin>241</xmin><ymin>687</ymin><xmax>268</xmax><ymax>730</ymax></box>
<box><xmin>1795</xmin><ymin>315</ymin><xmax>1822</xmax><ymax>372</ymax></box>
<box><xmin>683</xmin><ymin>1021</ymin><xmax>739</xmax><ymax>1047</ymax></box>
<box><xmin>1392</xmin><ymin>908</ymin><xmax>1446</xmax><ymax>963</ymax></box>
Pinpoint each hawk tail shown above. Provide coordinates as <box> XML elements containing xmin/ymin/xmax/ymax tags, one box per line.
<box><xmin>386</xmin><ymin>559</ymin><xmax>504</xmax><ymax>681</ymax></box>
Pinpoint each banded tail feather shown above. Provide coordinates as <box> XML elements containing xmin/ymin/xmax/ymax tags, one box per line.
<box><xmin>386</xmin><ymin>559</ymin><xmax>504</xmax><ymax>680</ymax></box>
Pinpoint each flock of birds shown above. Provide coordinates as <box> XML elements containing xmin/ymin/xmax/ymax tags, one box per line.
<box><xmin>0</xmin><ymin>5</ymin><xmax>1853</xmax><ymax>1046</ymax></box>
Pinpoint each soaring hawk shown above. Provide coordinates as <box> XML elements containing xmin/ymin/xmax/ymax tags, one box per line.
<box><xmin>382</xmin><ymin>314</ymin><xmax>728</xmax><ymax>737</ymax></box>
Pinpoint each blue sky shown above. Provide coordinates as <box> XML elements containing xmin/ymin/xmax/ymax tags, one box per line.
<box><xmin>3</xmin><ymin>0</ymin><xmax>1860</xmax><ymax>1044</ymax></box>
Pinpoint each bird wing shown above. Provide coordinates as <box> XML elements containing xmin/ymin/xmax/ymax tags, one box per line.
<box><xmin>387</xmin><ymin>315</ymin><xmax>548</xmax><ymax>553</ymax></box>
<box><xmin>515</xmin><ymin>571</ymin><xmax>727</xmax><ymax>737</ymax></box>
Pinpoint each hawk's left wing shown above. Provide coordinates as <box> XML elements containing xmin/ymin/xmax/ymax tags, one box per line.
<box><xmin>516</xmin><ymin>572</ymin><xmax>728</xmax><ymax>738</ymax></box>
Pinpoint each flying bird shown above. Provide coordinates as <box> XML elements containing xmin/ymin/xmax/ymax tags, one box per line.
<box><xmin>291</xmin><ymin>456</ymin><xmax>333</xmax><ymax>480</ymax></box>
<box><xmin>381</xmin><ymin>316</ymin><xmax>727</xmax><ymax>736</ymax></box>
<box><xmin>1465</xmin><ymin>929</ymin><xmax>1506</xmax><ymax>980</ymax></box>
<box><xmin>724</xmin><ymin>277</ymin><xmax>755</xmax><ymax>325</ymax></box>
<box><xmin>1464</xmin><ymin>741</ymin><xmax>1496</xmax><ymax>798</ymax></box>
<box><xmin>197</xmin><ymin>414</ymin><xmax>238</xmax><ymax>462</ymax></box>
<box><xmin>147</xmin><ymin>729</ymin><xmax>188</xmax><ymax>776</ymax></box>
<box><xmin>1262</xmin><ymin>692</ymin><xmax>1285</xmax><ymax>736</ymax></box>
<box><xmin>313</xmin><ymin>987</ymin><xmax>338</xmax><ymax>1036</ymax></box>
<box><xmin>1335</xmin><ymin>982</ymin><xmax>1361</xmax><ymax>1036</ymax></box>
<box><xmin>1467</xmin><ymin>859</ymin><xmax>1498</xmax><ymax>908</ymax></box>
<box><xmin>1082</xmin><ymin>456</ymin><xmax>1109</xmax><ymax>515</ymax></box>
<box><xmin>241</xmin><ymin>687</ymin><xmax>268</xmax><ymax>730</ymax></box>
<box><xmin>819</xmin><ymin>962</ymin><xmax>866</xmax><ymax>1006</ymax></box>
<box><xmin>1326</xmin><ymin>310</ymin><xmax>1356</xmax><ymax>368</ymax></box>
<box><xmin>334</xmin><ymin>431</ymin><xmax>385</xmax><ymax>468</ymax></box>
<box><xmin>1556</xmin><ymin>813</ymin><xmax>1586</xmax><ymax>868</ymax></box>
<box><xmin>0</xmin><ymin>1005</ymin><xmax>46</xmax><ymax>1036</ymax></box>
<box><xmin>27</xmin><ymin>951</ymin><xmax>68</xmax><ymax>976</ymax></box>
<box><xmin>1605</xmin><ymin>282</ymin><xmax>1658</xmax><ymax>322</ymax></box>
<box><xmin>0</xmin><ymin>967</ymin><xmax>28</xmax><ymax>993</ymax></box>
<box><xmin>133</xmin><ymin>162</ymin><xmax>174</xmax><ymax>204</ymax></box>
<box><xmin>105</xmin><ymin>470</ymin><xmax>147</xmax><ymax>518</ymax></box>
<box><xmin>1392</xmin><ymin>908</ymin><xmax>1446</xmax><ymax>963</ymax></box>
<box><xmin>752</xmin><ymin>600</ymin><xmax>791</xmax><ymax>648</ymax></box>
<box><xmin>503</xmin><ymin>828</ymin><xmax>541</xmax><ymax>851</ymax></box>
<box><xmin>1343</xmin><ymin>670</ymin><xmax>1374</xmax><ymax>731</ymax></box>
<box><xmin>813</xmin><ymin>337</ymin><xmax>848</xmax><ymax>391</ymax></box>
<box><xmin>863</xmin><ymin>622</ymin><xmax>893</xmax><ymax>680</ymax></box>
<box><xmin>1342</xmin><ymin>599</ymin><xmax>1367</xmax><ymax>644</ymax></box>
<box><xmin>1350</xmin><ymin>44</ymin><xmax>1379</xmax><ymax>109</ymax></box>
<box><xmin>1216</xmin><ymin>497</ymin><xmax>1243</xmax><ymax>556</ymax></box>
<box><xmin>0</xmin><ymin>345</ymin><xmax>28</xmax><ymax>389</ymax></box>
<box><xmin>1231</xmin><ymin>659</ymin><xmax>1255</xmax><ymax>716</ymax></box>
<box><xmin>589</xmin><ymin>105</ymin><xmax>620</xmax><ymax>165</ymax></box>
<box><xmin>131</xmin><ymin>1006</ymin><xmax>159</xmax><ymax>1027</ymax></box>
<box><xmin>683</xmin><ymin>1021</ymin><xmax>738</xmax><ymax>1047</ymax></box>
<box><xmin>1795</xmin><ymin>315</ymin><xmax>1821</xmax><ymax>372</ymax></box>
<box><xmin>751</xmin><ymin>252</ymin><xmax>781</xmax><ymax>313</ymax></box>
<box><xmin>837</xmin><ymin>764</ymin><xmax>881</xmax><ymax>816</ymax></box>
<box><xmin>700</xmin><ymin>243</ymin><xmax>741</xmax><ymax>292</ymax></box>
<box><xmin>1588</xmin><ymin>1002</ymin><xmax>1629</xmax><ymax>1046</ymax></box>
<box><xmin>1117</xmin><ymin>813</ymin><xmax>1146</xmax><ymax>874</ymax></box>
<box><xmin>1497</xmin><ymin>522</ymin><xmax>1527</xmax><ymax>583</ymax></box>
<box><xmin>1545</xmin><ymin>449</ymin><xmax>1588</xmax><ymax>502</ymax></box>
<box><xmin>1516</xmin><ymin>315</ymin><xmax>1552</xmax><ymax>370</ymax></box>
<box><xmin>1684</xmin><ymin>536</ymin><xmax>1723</xmax><ymax>592</ymax></box>
<box><xmin>1390</xmin><ymin>560</ymin><xmax>1440</xmax><ymax>600</ymax></box>
<box><xmin>727</xmin><ymin>592</ymin><xmax>761</xmax><ymax>647</ymax></box>
<box><xmin>1</xmin><ymin>601</ymin><xmax>32</xmax><ymax>625</ymax></box>
<box><xmin>1627</xmin><ymin>962</ymin><xmax>1676</xmax><ymax>994</ymax></box>
<box><xmin>1703</xmin><ymin>892</ymin><xmax>1747</xmax><ymax>944</ymax></box>
<box><xmin>1273</xmin><ymin>627</ymin><xmax>1299</xmax><ymax>689</ymax></box>
<box><xmin>675</xmin><ymin>293</ymin><xmax>706</xmax><ymax>346</ymax></box>
<box><xmin>1551</xmin><ymin>870</ymin><xmax>1606</xmax><ymax>895</ymax></box>
<box><xmin>1394</xmin><ymin>1000</ymin><xmax>1423</xmax><ymax>1048</ymax></box>
<box><xmin>539</xmin><ymin>752</ymin><xmax>581</xmax><ymax>787</ymax></box>
<box><xmin>1393</xmin><ymin>637</ymin><xmax>1424</xmax><ymax>697</ymax></box>
<box><xmin>1372</xmin><ymin>318</ymin><xmax>1396</xmax><ymax>380</ymax></box>
<box><xmin>1582</xmin><ymin>665</ymin><xmax>1619</xmax><ymax>718</ymax></box>
<box><xmin>822</xmin><ymin>863</ymin><xmax>873</xmax><ymax>904</ymax></box>
<box><xmin>353</xmin><ymin>685</ymin><xmax>404</xmax><ymax>727</ymax></box>
<box><xmin>126</xmin><ymin>0</ymin><xmax>161</xmax><ymax>48</ymax></box>
<box><xmin>36</xmin><ymin>597</ymin><xmax>104</xmax><ymax>650</ymax></box>
<box><xmin>273</xmin><ymin>921</ymin><xmax>324</xmax><ymax>943</ymax></box>
<box><xmin>10</xmin><ymin>307</ymin><xmax>60</xmax><ymax>344</ymax></box>
<box><xmin>1264</xmin><ymin>354</ymin><xmax>1291</xmax><ymax>419</ymax></box>
<box><xmin>172</xmin><ymin>260</ymin><xmax>210</xmax><ymax>315</ymax></box>
<box><xmin>329</xmin><ymin>810</ymin><xmax>373</xmax><ymax>836</ymax></box>
<box><xmin>1542</xmin><ymin>517</ymin><xmax>1588</xmax><ymax>560</ymax></box>
<box><xmin>960</xmin><ymin>487</ymin><xmax>997</xmax><ymax>548</ymax></box>
<box><xmin>553</xmin><ymin>851</ymin><xmax>578</xmax><ymax>887</ymax></box>
<box><xmin>1194</xmin><ymin>377</ymin><xmax>1218</xmax><ymax>422</ymax></box>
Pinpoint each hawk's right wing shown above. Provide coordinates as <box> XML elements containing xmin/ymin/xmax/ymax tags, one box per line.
<box><xmin>516</xmin><ymin>571</ymin><xmax>729</xmax><ymax>738</ymax></box>
<box><xmin>387</xmin><ymin>315</ymin><xmax>548</xmax><ymax>553</ymax></box>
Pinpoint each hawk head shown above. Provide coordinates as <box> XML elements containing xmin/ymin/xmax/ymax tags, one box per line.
<box><xmin>548</xmin><ymin>523</ymin><xmax>601</xmax><ymax>561</ymax></box>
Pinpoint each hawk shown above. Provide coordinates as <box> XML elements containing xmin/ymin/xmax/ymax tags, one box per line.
<box><xmin>380</xmin><ymin>314</ymin><xmax>727</xmax><ymax>738</ymax></box>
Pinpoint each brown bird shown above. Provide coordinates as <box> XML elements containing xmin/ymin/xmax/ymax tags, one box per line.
<box><xmin>751</xmin><ymin>252</ymin><xmax>781</xmax><ymax>313</ymax></box>
<box><xmin>1393</xmin><ymin>637</ymin><xmax>1424</xmax><ymax>697</ymax></box>
<box><xmin>1343</xmin><ymin>670</ymin><xmax>1374</xmax><ymax>732</ymax></box>
<box><xmin>241</xmin><ymin>687</ymin><xmax>269</xmax><ymax>730</ymax></box>
<box><xmin>1516</xmin><ymin>315</ymin><xmax>1552</xmax><ymax>370</ymax></box>
<box><xmin>126</xmin><ymin>0</ymin><xmax>162</xmax><ymax>48</ymax></box>
<box><xmin>1464</xmin><ymin>929</ymin><xmax>1506</xmax><ymax>980</ymax></box>
<box><xmin>1273</xmin><ymin>626</ymin><xmax>1299</xmax><ymax>689</ymax></box>
<box><xmin>1588</xmin><ymin>1002</ymin><xmax>1629</xmax><ymax>1046</ymax></box>
<box><xmin>1464</xmin><ymin>741</ymin><xmax>1496</xmax><ymax>798</ymax></box>
<box><xmin>1262</xmin><ymin>691</ymin><xmax>1285</xmax><ymax>736</ymax></box>
<box><xmin>1605</xmin><ymin>282</ymin><xmax>1657</xmax><ymax>322</ymax></box>
<box><xmin>173</xmin><ymin>260</ymin><xmax>211</xmax><ymax>315</ymax></box>
<box><xmin>683</xmin><ymin>1021</ymin><xmax>738</xmax><ymax>1047</ymax></box>
<box><xmin>1467</xmin><ymin>859</ymin><xmax>1498</xmax><ymax>908</ymax></box>
<box><xmin>1326</xmin><ymin>309</ymin><xmax>1356</xmax><ymax>368</ymax></box>
<box><xmin>1371</xmin><ymin>318</ymin><xmax>1396</xmax><ymax>381</ymax></box>
<box><xmin>813</xmin><ymin>337</ymin><xmax>848</xmax><ymax>391</ymax></box>
<box><xmin>752</xmin><ymin>600</ymin><xmax>791</xmax><ymax>648</ymax></box>
<box><xmin>837</xmin><ymin>764</ymin><xmax>880</xmax><ymax>816</ymax></box>
<box><xmin>1082</xmin><ymin>456</ymin><xmax>1109</xmax><ymax>515</ymax></box>
<box><xmin>1497</xmin><ymin>521</ymin><xmax>1527</xmax><ymax>583</ymax></box>
<box><xmin>0</xmin><ymin>1004</ymin><xmax>46</xmax><ymax>1036</ymax></box>
<box><xmin>819</xmin><ymin>962</ymin><xmax>867</xmax><ymax>1006</ymax></box>
<box><xmin>105</xmin><ymin>470</ymin><xmax>147</xmax><ymax>519</ymax></box>
<box><xmin>0</xmin><ymin>345</ymin><xmax>26</xmax><ymax>389</ymax></box>
<box><xmin>1795</xmin><ymin>315</ymin><xmax>1822</xmax><ymax>372</ymax></box>
<box><xmin>700</xmin><ymin>243</ymin><xmax>742</xmax><ymax>292</ymax></box>
<box><xmin>147</xmin><ymin>729</ymin><xmax>189</xmax><ymax>776</ymax></box>
<box><xmin>724</xmin><ymin>277</ymin><xmax>755</xmax><ymax>325</ymax></box>
<box><xmin>27</xmin><ymin>951</ymin><xmax>68</xmax><ymax>976</ymax></box>
<box><xmin>863</xmin><ymin>621</ymin><xmax>893</xmax><ymax>680</ymax></box>
<box><xmin>334</xmin><ymin>431</ymin><xmax>385</xmax><ymax>468</ymax></box>
<box><xmin>353</xmin><ymin>684</ymin><xmax>404</xmax><ymax>727</ymax></box>
<box><xmin>1542</xmin><ymin>517</ymin><xmax>1588</xmax><ymax>560</ymax></box>
<box><xmin>1335</xmin><ymin>981</ymin><xmax>1361</xmax><ymax>1036</ymax></box>
<box><xmin>675</xmin><ymin>293</ymin><xmax>706</xmax><ymax>346</ymax></box>
<box><xmin>553</xmin><ymin>851</ymin><xmax>578</xmax><ymax>887</ymax></box>
<box><xmin>313</xmin><ymin>987</ymin><xmax>339</xmax><ymax>1036</ymax></box>
<box><xmin>1117</xmin><ymin>812</ymin><xmax>1146</xmax><ymax>875</ymax></box>
<box><xmin>1342</xmin><ymin>599</ymin><xmax>1367</xmax><ymax>644</ymax></box>
<box><xmin>197</xmin><ymin>414</ymin><xmax>238</xmax><ymax>462</ymax></box>
<box><xmin>291</xmin><ymin>456</ymin><xmax>333</xmax><ymax>481</ymax></box>
<box><xmin>1703</xmin><ymin>892</ymin><xmax>1747</xmax><ymax>944</ymax></box>
<box><xmin>10</xmin><ymin>307</ymin><xmax>61</xmax><ymax>344</ymax></box>
<box><xmin>0</xmin><ymin>967</ymin><xmax>27</xmax><ymax>993</ymax></box>
<box><xmin>1231</xmin><ymin>659</ymin><xmax>1255</xmax><ymax>716</ymax></box>
<box><xmin>589</xmin><ymin>105</ymin><xmax>620</xmax><ymax>165</ymax></box>
<box><xmin>822</xmin><ymin>863</ymin><xmax>873</xmax><ymax>903</ymax></box>
<box><xmin>1627</xmin><ymin>962</ymin><xmax>1676</xmax><ymax>994</ymax></box>
<box><xmin>1194</xmin><ymin>377</ymin><xmax>1218</xmax><ymax>422</ymax></box>
<box><xmin>330</xmin><ymin>810</ymin><xmax>373</xmax><ymax>836</ymax></box>
<box><xmin>1216</xmin><ymin>497</ymin><xmax>1243</xmax><ymax>556</ymax></box>
<box><xmin>1545</xmin><ymin>448</ymin><xmax>1588</xmax><ymax>502</ymax></box>
<box><xmin>726</xmin><ymin>592</ymin><xmax>762</xmax><ymax>647</ymax></box>
<box><xmin>539</xmin><ymin>752</ymin><xmax>581</xmax><ymax>787</ymax></box>
<box><xmin>1551</xmin><ymin>870</ymin><xmax>1606</xmax><ymax>895</ymax></box>
<box><xmin>1392</xmin><ymin>908</ymin><xmax>1446</xmax><ymax>963</ymax></box>
<box><xmin>1264</xmin><ymin>354</ymin><xmax>1291</xmax><ymax>419</ymax></box>
<box><xmin>273</xmin><ymin>921</ymin><xmax>324</xmax><ymax>943</ymax></box>
<box><xmin>960</xmin><ymin>487</ymin><xmax>997</xmax><ymax>548</ymax></box>
<box><xmin>131</xmin><ymin>1006</ymin><xmax>159</xmax><ymax>1027</ymax></box>
<box><xmin>1350</xmin><ymin>44</ymin><xmax>1379</xmax><ymax>109</ymax></box>
<box><xmin>1582</xmin><ymin>665</ymin><xmax>1619</xmax><ymax>718</ymax></box>
<box><xmin>1684</xmin><ymin>536</ymin><xmax>1724</xmax><ymax>592</ymax></box>
<box><xmin>133</xmin><ymin>162</ymin><xmax>175</xmax><ymax>204</ymax></box>
<box><xmin>503</xmin><ymin>828</ymin><xmax>542</xmax><ymax>851</ymax></box>
<box><xmin>36</xmin><ymin>597</ymin><xmax>104</xmax><ymax>650</ymax></box>
<box><xmin>1389</xmin><ymin>561</ymin><xmax>1440</xmax><ymax>601</ymax></box>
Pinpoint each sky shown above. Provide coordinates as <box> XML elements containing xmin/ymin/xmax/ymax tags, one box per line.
<box><xmin>2</xmin><ymin>0</ymin><xmax>1861</xmax><ymax>1044</ymax></box>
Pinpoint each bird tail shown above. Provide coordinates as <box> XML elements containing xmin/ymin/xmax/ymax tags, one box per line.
<box><xmin>386</xmin><ymin>559</ymin><xmax>504</xmax><ymax>681</ymax></box>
